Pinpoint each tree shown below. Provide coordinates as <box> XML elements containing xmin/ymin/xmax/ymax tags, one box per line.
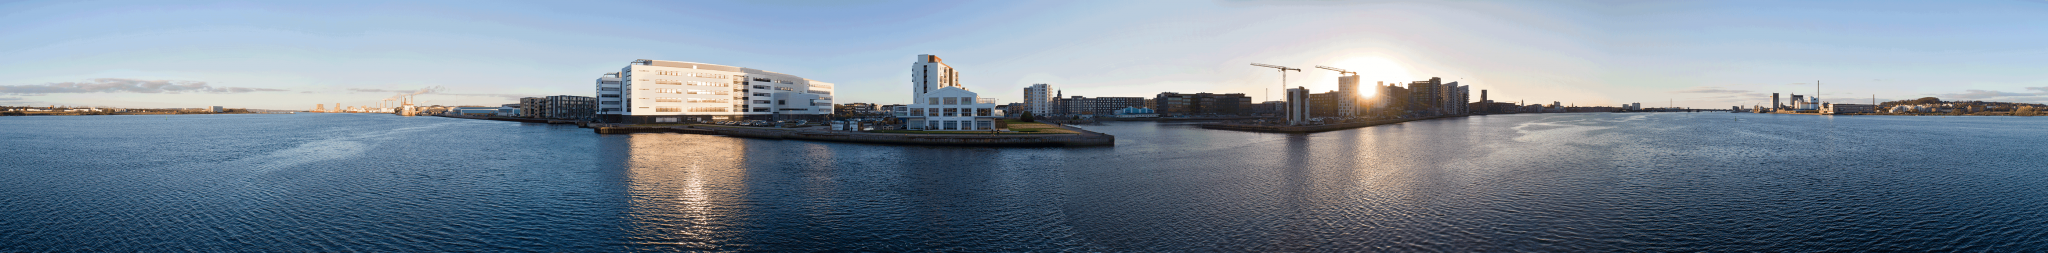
<box><xmin>1019</xmin><ymin>111</ymin><xmax>1035</xmax><ymax>122</ymax></box>
<box><xmin>1913</xmin><ymin>97</ymin><xmax>1942</xmax><ymax>105</ymax></box>
<box><xmin>2016</xmin><ymin>106</ymin><xmax>2039</xmax><ymax>116</ymax></box>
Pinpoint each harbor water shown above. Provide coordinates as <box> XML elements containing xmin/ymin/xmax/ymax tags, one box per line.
<box><xmin>2</xmin><ymin>113</ymin><xmax>2044</xmax><ymax>251</ymax></box>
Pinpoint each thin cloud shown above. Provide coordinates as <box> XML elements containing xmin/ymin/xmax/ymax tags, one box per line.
<box><xmin>347</xmin><ymin>88</ymin><xmax>399</xmax><ymax>93</ymax></box>
<box><xmin>0</xmin><ymin>97</ymin><xmax>21</xmax><ymax>101</ymax></box>
<box><xmin>0</xmin><ymin>78</ymin><xmax>287</xmax><ymax>94</ymax></box>
<box><xmin>1930</xmin><ymin>89</ymin><xmax>2044</xmax><ymax>100</ymax></box>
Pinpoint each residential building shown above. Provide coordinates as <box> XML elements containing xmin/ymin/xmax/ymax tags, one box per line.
<box><xmin>1309</xmin><ymin>91</ymin><xmax>1340</xmax><ymax>118</ymax></box>
<box><xmin>519</xmin><ymin>97</ymin><xmax>547</xmax><ymax>118</ymax></box>
<box><xmin>1059</xmin><ymin>96</ymin><xmax>1147</xmax><ymax>116</ymax></box>
<box><xmin>545</xmin><ymin>95</ymin><xmax>595</xmax><ymax>120</ymax></box>
<box><xmin>1154</xmin><ymin>92</ymin><xmax>1253</xmax><ymax>116</ymax></box>
<box><xmin>1409</xmin><ymin>77</ymin><xmax>1441</xmax><ymax>115</ymax></box>
<box><xmin>1286</xmin><ymin>87</ymin><xmax>1310</xmax><ymax>125</ymax></box>
<box><xmin>835</xmin><ymin>103</ymin><xmax>881</xmax><ymax>118</ymax></box>
<box><xmin>596</xmin><ymin>72</ymin><xmax>623</xmax><ymax>122</ymax></box>
<box><xmin>1336</xmin><ymin>74</ymin><xmax>1360</xmax><ymax>118</ymax></box>
<box><xmin>1023</xmin><ymin>83</ymin><xmax>1055</xmax><ymax>116</ymax></box>
<box><xmin>605</xmin><ymin>59</ymin><xmax>833</xmax><ymax>124</ymax></box>
<box><xmin>894</xmin><ymin>54</ymin><xmax>1002</xmax><ymax>130</ymax></box>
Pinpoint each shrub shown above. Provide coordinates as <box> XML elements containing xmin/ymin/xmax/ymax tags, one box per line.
<box><xmin>1020</xmin><ymin>112</ymin><xmax>1035</xmax><ymax>122</ymax></box>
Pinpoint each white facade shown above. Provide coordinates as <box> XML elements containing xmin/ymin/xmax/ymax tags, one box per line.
<box><xmin>605</xmin><ymin>59</ymin><xmax>832</xmax><ymax>123</ymax></box>
<box><xmin>595</xmin><ymin>72</ymin><xmax>623</xmax><ymax>120</ymax></box>
<box><xmin>1024</xmin><ymin>83</ymin><xmax>1054</xmax><ymax>116</ymax></box>
<box><xmin>896</xmin><ymin>54</ymin><xmax>1002</xmax><ymax>130</ymax></box>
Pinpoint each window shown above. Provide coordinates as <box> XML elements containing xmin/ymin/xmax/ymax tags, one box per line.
<box><xmin>943</xmin><ymin>121</ymin><xmax>958</xmax><ymax>130</ymax></box>
<box><xmin>944</xmin><ymin>108</ymin><xmax>958</xmax><ymax>117</ymax></box>
<box><xmin>753</xmin><ymin>100</ymin><xmax>771</xmax><ymax>104</ymax></box>
<box><xmin>927</xmin><ymin>108</ymin><xmax>938</xmax><ymax>116</ymax></box>
<box><xmin>656</xmin><ymin>98</ymin><xmax>683</xmax><ymax>102</ymax></box>
<box><xmin>655</xmin><ymin>107</ymin><xmax>682</xmax><ymax>112</ymax></box>
<box><xmin>779</xmin><ymin>80</ymin><xmax>793</xmax><ymax>84</ymax></box>
<box><xmin>809</xmin><ymin>83</ymin><xmax>832</xmax><ymax>89</ymax></box>
<box><xmin>977</xmin><ymin>120</ymin><xmax>993</xmax><ymax>129</ymax></box>
<box><xmin>943</xmin><ymin>97</ymin><xmax>958</xmax><ymax>105</ymax></box>
<box><xmin>775</xmin><ymin>87</ymin><xmax>794</xmax><ymax>91</ymax></box>
<box><xmin>688</xmin><ymin>107</ymin><xmax>726</xmax><ymax>112</ymax></box>
<box><xmin>928</xmin><ymin>98</ymin><xmax>939</xmax><ymax>105</ymax></box>
<box><xmin>600</xmin><ymin>101</ymin><xmax>620</xmax><ymax>105</ymax></box>
<box><xmin>806</xmin><ymin>90</ymin><xmax>831</xmax><ymax>95</ymax></box>
<box><xmin>600</xmin><ymin>87</ymin><xmax>620</xmax><ymax>91</ymax></box>
<box><xmin>911</xmin><ymin>108</ymin><xmax>925</xmax><ymax>116</ymax></box>
<box><xmin>687</xmin><ymin>98</ymin><xmax>729</xmax><ymax>103</ymax></box>
<box><xmin>753</xmin><ymin>93</ymin><xmax>769</xmax><ymax>97</ymax></box>
<box><xmin>655</xmin><ymin>117</ymin><xmax>679</xmax><ymax>123</ymax></box>
<box><xmin>752</xmin><ymin>108</ymin><xmax>770</xmax><ymax>112</ymax></box>
<box><xmin>600</xmin><ymin>94</ymin><xmax>619</xmax><ymax>97</ymax></box>
<box><xmin>977</xmin><ymin>108</ymin><xmax>992</xmax><ymax>116</ymax></box>
<box><xmin>753</xmin><ymin>85</ymin><xmax>768</xmax><ymax>89</ymax></box>
<box><xmin>753</xmin><ymin>78</ymin><xmax>771</xmax><ymax>82</ymax></box>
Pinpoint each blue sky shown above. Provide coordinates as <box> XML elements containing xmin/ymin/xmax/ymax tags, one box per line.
<box><xmin>3</xmin><ymin>0</ymin><xmax>2045</xmax><ymax>109</ymax></box>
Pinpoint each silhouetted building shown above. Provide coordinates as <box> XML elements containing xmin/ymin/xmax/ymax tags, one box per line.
<box><xmin>1154</xmin><ymin>92</ymin><xmax>1253</xmax><ymax>116</ymax></box>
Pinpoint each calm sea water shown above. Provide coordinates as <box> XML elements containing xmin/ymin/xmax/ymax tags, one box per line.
<box><xmin>2</xmin><ymin>113</ymin><xmax>2044</xmax><ymax>251</ymax></box>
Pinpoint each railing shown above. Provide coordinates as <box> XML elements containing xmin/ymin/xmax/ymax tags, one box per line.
<box><xmin>977</xmin><ymin>98</ymin><xmax>997</xmax><ymax>104</ymax></box>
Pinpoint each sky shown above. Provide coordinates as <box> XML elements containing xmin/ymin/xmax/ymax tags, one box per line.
<box><xmin>3</xmin><ymin>0</ymin><xmax>2046</xmax><ymax>110</ymax></box>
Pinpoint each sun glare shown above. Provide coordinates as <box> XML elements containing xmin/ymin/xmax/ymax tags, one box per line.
<box><xmin>1320</xmin><ymin>57</ymin><xmax>1414</xmax><ymax>98</ymax></box>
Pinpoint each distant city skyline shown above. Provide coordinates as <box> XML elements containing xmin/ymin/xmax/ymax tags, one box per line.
<box><xmin>3</xmin><ymin>0</ymin><xmax>2046</xmax><ymax>109</ymax></box>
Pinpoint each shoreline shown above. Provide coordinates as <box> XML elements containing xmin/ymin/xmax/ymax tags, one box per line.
<box><xmin>441</xmin><ymin>115</ymin><xmax>1115</xmax><ymax>147</ymax></box>
<box><xmin>1197</xmin><ymin>115</ymin><xmax>1467</xmax><ymax>133</ymax></box>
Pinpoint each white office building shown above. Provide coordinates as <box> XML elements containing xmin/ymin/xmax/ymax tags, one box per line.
<box><xmin>601</xmin><ymin>59</ymin><xmax>833</xmax><ymax>123</ymax></box>
<box><xmin>895</xmin><ymin>54</ymin><xmax>1002</xmax><ymax>130</ymax></box>
<box><xmin>1023</xmin><ymin>83</ymin><xmax>1055</xmax><ymax>117</ymax></box>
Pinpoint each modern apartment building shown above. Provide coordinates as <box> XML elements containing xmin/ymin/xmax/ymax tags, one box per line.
<box><xmin>545</xmin><ymin>95</ymin><xmax>595</xmax><ymax>120</ymax></box>
<box><xmin>1023</xmin><ymin>83</ymin><xmax>1055</xmax><ymax>116</ymax></box>
<box><xmin>1058</xmin><ymin>96</ymin><xmax>1147</xmax><ymax>116</ymax></box>
<box><xmin>602</xmin><ymin>59</ymin><xmax>833</xmax><ymax>124</ymax></box>
<box><xmin>1154</xmin><ymin>92</ymin><xmax>1253</xmax><ymax>116</ymax></box>
<box><xmin>595</xmin><ymin>72</ymin><xmax>623</xmax><ymax>122</ymax></box>
<box><xmin>1408</xmin><ymin>77</ymin><xmax>1440</xmax><ymax>114</ymax></box>
<box><xmin>895</xmin><ymin>54</ymin><xmax>1002</xmax><ymax>130</ymax></box>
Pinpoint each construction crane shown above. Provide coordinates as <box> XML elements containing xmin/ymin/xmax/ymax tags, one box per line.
<box><xmin>1314</xmin><ymin>65</ymin><xmax>1356</xmax><ymax>76</ymax></box>
<box><xmin>1249</xmin><ymin>63</ymin><xmax>1301</xmax><ymax>102</ymax></box>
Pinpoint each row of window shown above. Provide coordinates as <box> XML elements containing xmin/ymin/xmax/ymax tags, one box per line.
<box><xmin>651</xmin><ymin>89</ymin><xmax>730</xmax><ymax>95</ymax></box>
<box><xmin>651</xmin><ymin>79</ymin><xmax>732</xmax><ymax>87</ymax></box>
<box><xmin>652</xmin><ymin>98</ymin><xmax>732</xmax><ymax>103</ymax></box>
<box><xmin>809</xmin><ymin>83</ymin><xmax>832</xmax><ymax>89</ymax></box>
<box><xmin>926</xmin><ymin>97</ymin><xmax>979</xmax><ymax>105</ymax></box>
<box><xmin>653</xmin><ymin>107</ymin><xmax>731</xmax><ymax>112</ymax></box>
<box><xmin>905</xmin><ymin>108</ymin><xmax>995</xmax><ymax>117</ymax></box>
<box><xmin>650</xmin><ymin>70</ymin><xmax>730</xmax><ymax>79</ymax></box>
<box><xmin>805</xmin><ymin>90</ymin><xmax>831</xmax><ymax>95</ymax></box>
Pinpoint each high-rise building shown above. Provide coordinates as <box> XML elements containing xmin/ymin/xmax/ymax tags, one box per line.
<box><xmin>1336</xmin><ymin>74</ymin><xmax>1360</xmax><ymax>118</ymax></box>
<box><xmin>604</xmin><ymin>59</ymin><xmax>832</xmax><ymax>124</ymax></box>
<box><xmin>896</xmin><ymin>54</ymin><xmax>1002</xmax><ymax>130</ymax></box>
<box><xmin>1309</xmin><ymin>91</ymin><xmax>1340</xmax><ymax>118</ymax></box>
<box><xmin>1409</xmin><ymin>77</ymin><xmax>1441</xmax><ymax>114</ymax></box>
<box><xmin>1286</xmin><ymin>87</ymin><xmax>1311</xmax><ymax>125</ymax></box>
<box><xmin>1023</xmin><ymin>83</ymin><xmax>1055</xmax><ymax>117</ymax></box>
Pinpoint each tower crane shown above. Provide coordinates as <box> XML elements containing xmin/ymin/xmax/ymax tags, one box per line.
<box><xmin>1313</xmin><ymin>65</ymin><xmax>1355</xmax><ymax>76</ymax></box>
<box><xmin>1249</xmin><ymin>63</ymin><xmax>1300</xmax><ymax>102</ymax></box>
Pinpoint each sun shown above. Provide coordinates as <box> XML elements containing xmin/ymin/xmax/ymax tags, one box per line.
<box><xmin>1317</xmin><ymin>57</ymin><xmax>1414</xmax><ymax>98</ymax></box>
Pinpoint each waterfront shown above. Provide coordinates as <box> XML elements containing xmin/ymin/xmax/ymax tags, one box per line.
<box><xmin>2</xmin><ymin>113</ymin><xmax>2045</xmax><ymax>251</ymax></box>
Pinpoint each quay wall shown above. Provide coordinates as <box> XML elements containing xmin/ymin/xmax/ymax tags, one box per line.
<box><xmin>1199</xmin><ymin>115</ymin><xmax>1465</xmax><ymax>133</ymax></box>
